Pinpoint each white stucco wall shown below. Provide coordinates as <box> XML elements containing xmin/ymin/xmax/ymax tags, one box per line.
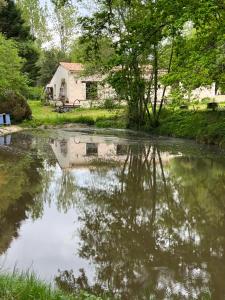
<box><xmin>67</xmin><ymin>72</ymin><xmax>86</xmax><ymax>103</ymax></box>
<box><xmin>49</xmin><ymin>65</ymin><xmax>69</xmax><ymax>100</ymax></box>
<box><xmin>192</xmin><ymin>84</ymin><xmax>216</xmax><ymax>100</ymax></box>
<box><xmin>48</xmin><ymin>66</ymin><xmax>118</xmax><ymax>107</ymax></box>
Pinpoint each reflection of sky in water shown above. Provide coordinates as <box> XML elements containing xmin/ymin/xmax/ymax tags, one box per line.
<box><xmin>0</xmin><ymin>151</ymin><xmax>119</xmax><ymax>283</ymax></box>
<box><xmin>0</xmin><ymin>200</ymin><xmax>95</xmax><ymax>283</ymax></box>
<box><xmin>72</xmin><ymin>169</ymin><xmax>120</xmax><ymax>193</ymax></box>
<box><xmin>1</xmin><ymin>130</ymin><xmax>225</xmax><ymax>298</ymax></box>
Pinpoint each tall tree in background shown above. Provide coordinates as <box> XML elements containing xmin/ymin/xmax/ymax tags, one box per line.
<box><xmin>0</xmin><ymin>0</ymin><xmax>40</xmax><ymax>85</ymax></box>
<box><xmin>80</xmin><ymin>0</ymin><xmax>189</xmax><ymax>128</ymax></box>
<box><xmin>16</xmin><ymin>0</ymin><xmax>50</xmax><ymax>47</ymax></box>
<box><xmin>51</xmin><ymin>0</ymin><xmax>76</xmax><ymax>53</ymax></box>
<box><xmin>164</xmin><ymin>3</ymin><xmax>225</xmax><ymax>98</ymax></box>
<box><xmin>38</xmin><ymin>48</ymin><xmax>70</xmax><ymax>85</ymax></box>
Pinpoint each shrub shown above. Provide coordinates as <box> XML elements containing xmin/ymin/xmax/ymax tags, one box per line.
<box><xmin>201</xmin><ymin>97</ymin><xmax>211</xmax><ymax>104</ymax></box>
<box><xmin>0</xmin><ymin>91</ymin><xmax>32</xmax><ymax>122</ymax></box>
<box><xmin>102</xmin><ymin>98</ymin><xmax>118</xmax><ymax>110</ymax></box>
<box><xmin>26</xmin><ymin>86</ymin><xmax>44</xmax><ymax>100</ymax></box>
<box><xmin>96</xmin><ymin>115</ymin><xmax>126</xmax><ymax>128</ymax></box>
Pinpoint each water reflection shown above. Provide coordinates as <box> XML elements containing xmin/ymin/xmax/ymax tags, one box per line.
<box><xmin>0</xmin><ymin>130</ymin><xmax>225</xmax><ymax>299</ymax></box>
<box><xmin>0</xmin><ymin>134</ymin><xmax>11</xmax><ymax>145</ymax></box>
<box><xmin>0</xmin><ymin>133</ymin><xmax>45</xmax><ymax>255</ymax></box>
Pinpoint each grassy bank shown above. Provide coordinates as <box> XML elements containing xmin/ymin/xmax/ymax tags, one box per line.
<box><xmin>23</xmin><ymin>101</ymin><xmax>125</xmax><ymax>128</ymax></box>
<box><xmin>0</xmin><ymin>272</ymin><xmax>102</xmax><ymax>300</ymax></box>
<box><xmin>24</xmin><ymin>101</ymin><xmax>225</xmax><ymax>147</ymax></box>
<box><xmin>152</xmin><ymin>108</ymin><xmax>225</xmax><ymax>147</ymax></box>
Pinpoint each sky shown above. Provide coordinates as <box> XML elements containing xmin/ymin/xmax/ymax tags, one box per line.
<box><xmin>39</xmin><ymin>0</ymin><xmax>97</xmax><ymax>49</ymax></box>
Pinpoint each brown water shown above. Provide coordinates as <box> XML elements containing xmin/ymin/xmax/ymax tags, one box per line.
<box><xmin>0</xmin><ymin>128</ymin><xmax>225</xmax><ymax>299</ymax></box>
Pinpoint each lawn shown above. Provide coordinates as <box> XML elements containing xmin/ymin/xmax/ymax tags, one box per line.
<box><xmin>24</xmin><ymin>101</ymin><xmax>125</xmax><ymax>127</ymax></box>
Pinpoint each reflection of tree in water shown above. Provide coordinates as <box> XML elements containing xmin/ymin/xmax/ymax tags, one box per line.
<box><xmin>55</xmin><ymin>144</ymin><xmax>225</xmax><ymax>299</ymax></box>
<box><xmin>0</xmin><ymin>133</ymin><xmax>48</xmax><ymax>255</ymax></box>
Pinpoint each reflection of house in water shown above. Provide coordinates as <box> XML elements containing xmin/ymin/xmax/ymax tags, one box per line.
<box><xmin>50</xmin><ymin>136</ymin><xmax>129</xmax><ymax>169</ymax></box>
<box><xmin>50</xmin><ymin>135</ymin><xmax>177</xmax><ymax>170</ymax></box>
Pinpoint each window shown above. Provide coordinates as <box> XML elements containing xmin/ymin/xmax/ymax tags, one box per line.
<box><xmin>116</xmin><ymin>144</ymin><xmax>128</xmax><ymax>155</ymax></box>
<box><xmin>86</xmin><ymin>143</ymin><xmax>98</xmax><ymax>156</ymax></box>
<box><xmin>86</xmin><ymin>82</ymin><xmax>98</xmax><ymax>100</ymax></box>
<box><xmin>60</xmin><ymin>139</ymin><xmax>68</xmax><ymax>157</ymax></box>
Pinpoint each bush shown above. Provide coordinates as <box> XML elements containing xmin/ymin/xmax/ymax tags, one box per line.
<box><xmin>26</xmin><ymin>86</ymin><xmax>44</xmax><ymax>100</ymax></box>
<box><xmin>102</xmin><ymin>98</ymin><xmax>118</xmax><ymax>110</ymax></box>
<box><xmin>0</xmin><ymin>91</ymin><xmax>32</xmax><ymax>122</ymax></box>
<box><xmin>96</xmin><ymin>115</ymin><xmax>126</xmax><ymax>128</ymax></box>
<box><xmin>201</xmin><ymin>97</ymin><xmax>212</xmax><ymax>104</ymax></box>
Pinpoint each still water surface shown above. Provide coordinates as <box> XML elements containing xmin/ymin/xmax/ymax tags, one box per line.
<box><xmin>0</xmin><ymin>128</ymin><xmax>225</xmax><ymax>299</ymax></box>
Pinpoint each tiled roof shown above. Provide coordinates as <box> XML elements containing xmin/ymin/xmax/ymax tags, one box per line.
<box><xmin>60</xmin><ymin>62</ymin><xmax>84</xmax><ymax>71</ymax></box>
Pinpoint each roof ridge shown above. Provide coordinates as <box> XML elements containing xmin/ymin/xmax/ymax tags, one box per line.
<box><xmin>59</xmin><ymin>62</ymin><xmax>84</xmax><ymax>71</ymax></box>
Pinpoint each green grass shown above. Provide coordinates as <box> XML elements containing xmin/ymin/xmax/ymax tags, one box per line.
<box><xmin>24</xmin><ymin>101</ymin><xmax>125</xmax><ymax>128</ymax></box>
<box><xmin>0</xmin><ymin>272</ymin><xmax>102</xmax><ymax>300</ymax></box>
<box><xmin>24</xmin><ymin>100</ymin><xmax>225</xmax><ymax>147</ymax></box>
<box><xmin>152</xmin><ymin>108</ymin><xmax>225</xmax><ymax>147</ymax></box>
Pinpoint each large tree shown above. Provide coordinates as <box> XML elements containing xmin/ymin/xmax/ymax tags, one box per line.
<box><xmin>0</xmin><ymin>34</ymin><xmax>28</xmax><ymax>94</ymax></box>
<box><xmin>0</xmin><ymin>0</ymin><xmax>40</xmax><ymax>85</ymax></box>
<box><xmin>51</xmin><ymin>0</ymin><xmax>76</xmax><ymax>53</ymax></box>
<box><xmin>37</xmin><ymin>48</ymin><xmax>70</xmax><ymax>86</ymax></box>
<box><xmin>79</xmin><ymin>0</ymin><xmax>190</xmax><ymax>128</ymax></box>
<box><xmin>161</xmin><ymin>0</ymin><xmax>225</xmax><ymax>99</ymax></box>
<box><xmin>16</xmin><ymin>0</ymin><xmax>49</xmax><ymax>47</ymax></box>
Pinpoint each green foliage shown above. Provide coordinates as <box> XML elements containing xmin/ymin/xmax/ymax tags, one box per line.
<box><xmin>23</xmin><ymin>101</ymin><xmax>122</xmax><ymax>127</ymax></box>
<box><xmin>0</xmin><ymin>272</ymin><xmax>102</xmax><ymax>300</ymax></box>
<box><xmin>153</xmin><ymin>108</ymin><xmax>225</xmax><ymax>147</ymax></box>
<box><xmin>16</xmin><ymin>0</ymin><xmax>49</xmax><ymax>46</ymax></box>
<box><xmin>37</xmin><ymin>49</ymin><xmax>70</xmax><ymax>86</ymax></box>
<box><xmin>19</xmin><ymin>41</ymin><xmax>40</xmax><ymax>86</ymax></box>
<box><xmin>0</xmin><ymin>0</ymin><xmax>40</xmax><ymax>84</ymax></box>
<box><xmin>26</xmin><ymin>86</ymin><xmax>44</xmax><ymax>100</ymax></box>
<box><xmin>101</xmin><ymin>98</ymin><xmax>118</xmax><ymax>110</ymax></box>
<box><xmin>165</xmin><ymin>4</ymin><xmax>225</xmax><ymax>96</ymax></box>
<box><xmin>50</xmin><ymin>0</ymin><xmax>76</xmax><ymax>53</ymax></box>
<box><xmin>168</xmin><ymin>86</ymin><xmax>186</xmax><ymax>107</ymax></box>
<box><xmin>0</xmin><ymin>91</ymin><xmax>32</xmax><ymax>122</ymax></box>
<box><xmin>95</xmin><ymin>115</ymin><xmax>126</xmax><ymax>129</ymax></box>
<box><xmin>70</xmin><ymin>36</ymin><xmax>115</xmax><ymax>74</ymax></box>
<box><xmin>79</xmin><ymin>0</ymin><xmax>191</xmax><ymax>128</ymax></box>
<box><xmin>201</xmin><ymin>97</ymin><xmax>212</xmax><ymax>104</ymax></box>
<box><xmin>0</xmin><ymin>34</ymin><xmax>28</xmax><ymax>94</ymax></box>
<box><xmin>0</xmin><ymin>0</ymin><xmax>31</xmax><ymax>41</ymax></box>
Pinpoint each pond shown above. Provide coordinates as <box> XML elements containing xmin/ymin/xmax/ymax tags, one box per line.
<box><xmin>0</xmin><ymin>128</ymin><xmax>225</xmax><ymax>299</ymax></box>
